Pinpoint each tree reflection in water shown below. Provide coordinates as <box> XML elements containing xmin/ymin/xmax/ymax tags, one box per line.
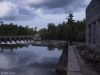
<box><xmin>0</xmin><ymin>44</ymin><xmax>63</xmax><ymax>53</ymax></box>
<box><xmin>47</xmin><ymin>46</ymin><xmax>63</xmax><ymax>51</ymax></box>
<box><xmin>0</xmin><ymin>45</ymin><xmax>29</xmax><ymax>52</ymax></box>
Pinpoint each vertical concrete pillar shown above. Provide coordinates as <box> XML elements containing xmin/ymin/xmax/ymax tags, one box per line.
<box><xmin>93</xmin><ymin>22</ymin><xmax>96</xmax><ymax>44</ymax></box>
<box><xmin>86</xmin><ymin>24</ymin><xmax>91</xmax><ymax>44</ymax></box>
<box><xmin>95</xmin><ymin>20</ymin><xmax>100</xmax><ymax>44</ymax></box>
<box><xmin>91</xmin><ymin>23</ymin><xmax>96</xmax><ymax>44</ymax></box>
<box><xmin>91</xmin><ymin>24</ymin><xmax>93</xmax><ymax>44</ymax></box>
<box><xmin>86</xmin><ymin>24</ymin><xmax>89</xmax><ymax>43</ymax></box>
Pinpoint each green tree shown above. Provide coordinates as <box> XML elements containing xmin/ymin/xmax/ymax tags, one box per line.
<box><xmin>47</xmin><ymin>23</ymin><xmax>56</xmax><ymax>40</ymax></box>
<box><xmin>38</xmin><ymin>28</ymin><xmax>48</xmax><ymax>40</ymax></box>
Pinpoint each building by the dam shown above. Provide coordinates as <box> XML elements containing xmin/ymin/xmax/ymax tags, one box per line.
<box><xmin>86</xmin><ymin>0</ymin><xmax>100</xmax><ymax>44</ymax></box>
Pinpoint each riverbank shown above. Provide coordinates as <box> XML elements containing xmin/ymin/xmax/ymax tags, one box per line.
<box><xmin>0</xmin><ymin>40</ymin><xmax>66</xmax><ymax>47</ymax></box>
<box><xmin>32</xmin><ymin>40</ymin><xmax>66</xmax><ymax>47</ymax></box>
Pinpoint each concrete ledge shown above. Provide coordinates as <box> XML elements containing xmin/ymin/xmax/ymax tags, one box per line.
<box><xmin>67</xmin><ymin>46</ymin><xmax>82</xmax><ymax>75</ymax></box>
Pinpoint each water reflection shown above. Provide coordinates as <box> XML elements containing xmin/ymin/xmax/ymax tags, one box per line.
<box><xmin>0</xmin><ymin>45</ymin><xmax>62</xmax><ymax>52</ymax></box>
<box><xmin>0</xmin><ymin>45</ymin><xmax>62</xmax><ymax>75</ymax></box>
<box><xmin>0</xmin><ymin>45</ymin><xmax>29</xmax><ymax>52</ymax></box>
<box><xmin>47</xmin><ymin>46</ymin><xmax>63</xmax><ymax>51</ymax></box>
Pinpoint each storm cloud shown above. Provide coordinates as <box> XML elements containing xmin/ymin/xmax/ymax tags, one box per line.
<box><xmin>29</xmin><ymin>0</ymin><xmax>86</xmax><ymax>9</ymax></box>
<box><xmin>0</xmin><ymin>0</ymin><xmax>89</xmax><ymax>21</ymax></box>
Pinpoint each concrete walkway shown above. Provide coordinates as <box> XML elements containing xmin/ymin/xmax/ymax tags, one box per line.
<box><xmin>67</xmin><ymin>46</ymin><xmax>82</xmax><ymax>75</ymax></box>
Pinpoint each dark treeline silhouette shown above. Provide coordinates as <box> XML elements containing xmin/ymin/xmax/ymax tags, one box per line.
<box><xmin>0</xmin><ymin>44</ymin><xmax>29</xmax><ymax>52</ymax></box>
<box><xmin>38</xmin><ymin>15</ymin><xmax>86</xmax><ymax>42</ymax></box>
<box><xmin>0</xmin><ymin>21</ymin><xmax>36</xmax><ymax>36</ymax></box>
<box><xmin>0</xmin><ymin>14</ymin><xmax>86</xmax><ymax>42</ymax></box>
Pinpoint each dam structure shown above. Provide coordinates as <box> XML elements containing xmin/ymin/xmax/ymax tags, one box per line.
<box><xmin>0</xmin><ymin>34</ymin><xmax>41</xmax><ymax>45</ymax></box>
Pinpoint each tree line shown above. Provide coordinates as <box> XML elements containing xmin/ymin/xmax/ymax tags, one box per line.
<box><xmin>38</xmin><ymin>15</ymin><xmax>86</xmax><ymax>42</ymax></box>
<box><xmin>0</xmin><ymin>22</ymin><xmax>36</xmax><ymax>36</ymax></box>
<box><xmin>0</xmin><ymin>14</ymin><xmax>86</xmax><ymax>42</ymax></box>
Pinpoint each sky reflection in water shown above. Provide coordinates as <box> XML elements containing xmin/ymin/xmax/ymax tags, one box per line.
<box><xmin>0</xmin><ymin>45</ymin><xmax>62</xmax><ymax>75</ymax></box>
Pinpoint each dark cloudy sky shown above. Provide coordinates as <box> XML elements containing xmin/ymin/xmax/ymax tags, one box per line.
<box><xmin>0</xmin><ymin>0</ymin><xmax>91</xmax><ymax>28</ymax></box>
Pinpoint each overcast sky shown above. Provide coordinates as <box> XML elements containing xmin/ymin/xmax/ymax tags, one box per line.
<box><xmin>0</xmin><ymin>0</ymin><xmax>91</xmax><ymax>29</ymax></box>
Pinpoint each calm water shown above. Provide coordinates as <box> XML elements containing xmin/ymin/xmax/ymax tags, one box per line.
<box><xmin>0</xmin><ymin>45</ymin><xmax>62</xmax><ymax>75</ymax></box>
